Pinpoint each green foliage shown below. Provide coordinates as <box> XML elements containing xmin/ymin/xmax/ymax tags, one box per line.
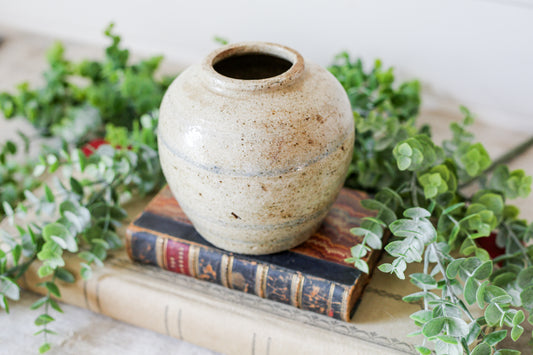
<box><xmin>0</xmin><ymin>25</ymin><xmax>167</xmax><ymax>353</ymax></box>
<box><xmin>328</xmin><ymin>54</ymin><xmax>420</xmax><ymax>190</ymax></box>
<box><xmin>0</xmin><ymin>23</ymin><xmax>172</xmax><ymax>139</ymax></box>
<box><xmin>332</xmin><ymin>57</ymin><xmax>533</xmax><ymax>353</ymax></box>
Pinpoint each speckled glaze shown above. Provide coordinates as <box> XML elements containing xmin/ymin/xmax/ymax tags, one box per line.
<box><xmin>158</xmin><ymin>42</ymin><xmax>354</xmax><ymax>255</ymax></box>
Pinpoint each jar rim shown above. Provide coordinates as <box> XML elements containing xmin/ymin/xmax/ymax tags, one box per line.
<box><xmin>201</xmin><ymin>42</ymin><xmax>305</xmax><ymax>92</ymax></box>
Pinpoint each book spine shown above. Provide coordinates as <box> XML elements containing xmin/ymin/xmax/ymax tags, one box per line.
<box><xmin>126</xmin><ymin>230</ymin><xmax>356</xmax><ymax>321</ymax></box>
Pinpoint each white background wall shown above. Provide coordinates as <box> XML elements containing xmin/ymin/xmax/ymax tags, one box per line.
<box><xmin>1</xmin><ymin>0</ymin><xmax>532</xmax><ymax>130</ymax></box>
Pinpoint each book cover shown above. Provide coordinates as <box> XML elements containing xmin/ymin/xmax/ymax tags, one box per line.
<box><xmin>17</xmin><ymin>249</ymin><xmax>421</xmax><ymax>355</ymax></box>
<box><xmin>126</xmin><ymin>186</ymin><xmax>383</xmax><ymax>322</ymax></box>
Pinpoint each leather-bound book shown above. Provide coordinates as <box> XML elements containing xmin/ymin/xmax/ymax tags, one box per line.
<box><xmin>126</xmin><ymin>186</ymin><xmax>384</xmax><ymax>322</ymax></box>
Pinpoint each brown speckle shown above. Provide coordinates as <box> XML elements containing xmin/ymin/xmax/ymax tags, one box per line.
<box><xmin>198</xmin><ymin>193</ymin><xmax>203</xmax><ymax>197</ymax></box>
<box><xmin>231</xmin><ymin>212</ymin><xmax>241</xmax><ymax>219</ymax></box>
<box><xmin>261</xmin><ymin>184</ymin><xmax>267</xmax><ymax>191</ymax></box>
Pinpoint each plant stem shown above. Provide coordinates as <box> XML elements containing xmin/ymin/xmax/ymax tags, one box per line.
<box><xmin>460</xmin><ymin>135</ymin><xmax>533</xmax><ymax>189</ymax></box>
<box><xmin>2</xmin><ymin>255</ymin><xmax>38</xmax><ymax>279</ymax></box>
<box><xmin>429</xmin><ymin>243</ymin><xmax>475</xmax><ymax>322</ymax></box>
<box><xmin>411</xmin><ymin>172</ymin><xmax>419</xmax><ymax>207</ymax></box>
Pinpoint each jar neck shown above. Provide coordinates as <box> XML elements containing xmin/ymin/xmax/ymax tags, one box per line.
<box><xmin>201</xmin><ymin>42</ymin><xmax>305</xmax><ymax>94</ymax></box>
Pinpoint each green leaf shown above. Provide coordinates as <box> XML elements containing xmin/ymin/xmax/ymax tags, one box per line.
<box><xmin>494</xmin><ymin>350</ymin><xmax>521</xmax><ymax>355</ymax></box>
<box><xmin>49</xmin><ymin>298</ymin><xmax>63</xmax><ymax>313</ymax></box>
<box><xmin>520</xmin><ymin>286</ymin><xmax>533</xmax><ymax>309</ymax></box>
<box><xmin>44</xmin><ymin>281</ymin><xmax>61</xmax><ymax>298</ymax></box>
<box><xmin>80</xmin><ymin>263</ymin><xmax>92</xmax><ymax>280</ymax></box>
<box><xmin>42</xmin><ymin>222</ymin><xmax>69</xmax><ymax>242</ymax></box>
<box><xmin>466</xmin><ymin>321</ymin><xmax>481</xmax><ymax>345</ymax></box>
<box><xmin>39</xmin><ymin>343</ymin><xmax>51</xmax><ymax>354</ymax></box>
<box><xmin>436</xmin><ymin>335</ymin><xmax>458</xmax><ymax>344</ymax></box>
<box><xmin>377</xmin><ymin>263</ymin><xmax>393</xmax><ymax>273</ymax></box>
<box><xmin>491</xmin><ymin>294</ymin><xmax>513</xmax><ymax>304</ymax></box>
<box><xmin>44</xmin><ymin>184</ymin><xmax>55</xmax><ymax>203</ymax></box>
<box><xmin>464</xmin><ymin>277</ymin><xmax>478</xmax><ymax>305</ymax></box>
<box><xmin>354</xmin><ymin>259</ymin><xmax>369</xmax><ymax>274</ymax></box>
<box><xmin>446</xmin><ymin>316</ymin><xmax>469</xmax><ymax>337</ymax></box>
<box><xmin>410</xmin><ymin>310</ymin><xmax>432</xmax><ymax>324</ymax></box>
<box><xmin>34</xmin><ymin>314</ymin><xmax>55</xmax><ymax>326</ymax></box>
<box><xmin>2</xmin><ymin>201</ymin><xmax>14</xmax><ymax>217</ymax></box>
<box><xmin>517</xmin><ymin>266</ymin><xmax>533</xmax><ymax>289</ymax></box>
<box><xmin>473</xmin><ymin>260</ymin><xmax>492</xmax><ymax>280</ymax></box>
<box><xmin>403</xmin><ymin>291</ymin><xmax>425</xmax><ymax>303</ymax></box>
<box><xmin>349</xmin><ymin>244</ymin><xmax>367</xmax><ymax>259</ymax></box>
<box><xmin>485</xmin><ymin>303</ymin><xmax>503</xmax><ymax>326</ymax></box>
<box><xmin>38</xmin><ymin>265</ymin><xmax>54</xmax><ymax>278</ymax></box>
<box><xmin>512</xmin><ymin>310</ymin><xmax>525</xmax><ymax>325</ymax></box>
<box><xmin>403</xmin><ymin>207</ymin><xmax>431</xmax><ymax>219</ymax></box>
<box><xmin>511</xmin><ymin>324</ymin><xmax>524</xmax><ymax>341</ymax></box>
<box><xmin>422</xmin><ymin>316</ymin><xmax>445</xmax><ymax>337</ymax></box>
<box><xmin>51</xmin><ymin>235</ymin><xmax>67</xmax><ymax>249</ymax></box>
<box><xmin>0</xmin><ymin>295</ymin><xmax>9</xmax><ymax>313</ymax></box>
<box><xmin>471</xmin><ymin>342</ymin><xmax>491</xmax><ymax>355</ymax></box>
<box><xmin>484</xmin><ymin>285</ymin><xmax>508</xmax><ymax>303</ymax></box>
<box><xmin>476</xmin><ymin>280</ymin><xmax>489</xmax><ymax>308</ymax></box>
<box><xmin>34</xmin><ymin>329</ymin><xmax>58</xmax><ymax>336</ymax></box>
<box><xmin>415</xmin><ymin>346</ymin><xmax>431</xmax><ymax>355</ymax></box>
<box><xmin>33</xmin><ymin>164</ymin><xmax>46</xmax><ymax>177</ymax></box>
<box><xmin>446</xmin><ymin>259</ymin><xmax>464</xmax><ymax>279</ymax></box>
<box><xmin>70</xmin><ymin>177</ymin><xmax>84</xmax><ymax>196</ymax></box>
<box><xmin>443</xmin><ymin>202</ymin><xmax>465</xmax><ymax>215</ymax></box>
<box><xmin>484</xmin><ymin>329</ymin><xmax>507</xmax><ymax>346</ymax></box>
<box><xmin>55</xmin><ymin>268</ymin><xmax>75</xmax><ymax>283</ymax></box>
<box><xmin>410</xmin><ymin>273</ymin><xmax>437</xmax><ymax>289</ymax></box>
<box><xmin>11</xmin><ymin>244</ymin><xmax>22</xmax><ymax>266</ymax></box>
<box><xmin>435</xmin><ymin>338</ymin><xmax>463</xmax><ymax>355</ymax></box>
<box><xmin>0</xmin><ymin>276</ymin><xmax>20</xmax><ymax>300</ymax></box>
<box><xmin>30</xmin><ymin>297</ymin><xmax>48</xmax><ymax>310</ymax></box>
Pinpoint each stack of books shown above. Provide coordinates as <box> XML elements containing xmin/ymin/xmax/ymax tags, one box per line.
<box><xmin>19</xmin><ymin>186</ymin><xmax>421</xmax><ymax>355</ymax></box>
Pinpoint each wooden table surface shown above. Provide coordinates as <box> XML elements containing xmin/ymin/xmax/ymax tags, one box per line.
<box><xmin>1</xmin><ymin>26</ymin><xmax>532</xmax><ymax>354</ymax></box>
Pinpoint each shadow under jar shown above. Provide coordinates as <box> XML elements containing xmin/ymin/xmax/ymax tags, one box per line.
<box><xmin>158</xmin><ymin>42</ymin><xmax>354</xmax><ymax>255</ymax></box>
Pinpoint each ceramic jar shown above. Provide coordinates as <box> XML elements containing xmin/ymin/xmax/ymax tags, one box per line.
<box><xmin>158</xmin><ymin>42</ymin><xmax>354</xmax><ymax>255</ymax></box>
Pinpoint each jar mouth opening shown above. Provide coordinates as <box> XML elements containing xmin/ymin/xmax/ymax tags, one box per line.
<box><xmin>202</xmin><ymin>42</ymin><xmax>305</xmax><ymax>91</ymax></box>
<box><xmin>213</xmin><ymin>53</ymin><xmax>293</xmax><ymax>80</ymax></box>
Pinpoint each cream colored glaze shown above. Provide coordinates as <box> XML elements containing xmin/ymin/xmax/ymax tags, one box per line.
<box><xmin>159</xmin><ymin>42</ymin><xmax>354</xmax><ymax>254</ymax></box>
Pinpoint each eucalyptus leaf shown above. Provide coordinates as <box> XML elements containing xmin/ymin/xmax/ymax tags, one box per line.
<box><xmin>471</xmin><ymin>342</ymin><xmax>491</xmax><ymax>355</ymax></box>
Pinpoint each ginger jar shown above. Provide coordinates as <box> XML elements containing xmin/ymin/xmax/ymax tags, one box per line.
<box><xmin>158</xmin><ymin>42</ymin><xmax>354</xmax><ymax>255</ymax></box>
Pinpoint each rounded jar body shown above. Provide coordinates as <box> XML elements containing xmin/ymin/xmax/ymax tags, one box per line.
<box><xmin>158</xmin><ymin>42</ymin><xmax>354</xmax><ymax>255</ymax></box>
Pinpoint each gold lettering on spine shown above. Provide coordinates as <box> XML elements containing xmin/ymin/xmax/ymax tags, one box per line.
<box><xmin>340</xmin><ymin>286</ymin><xmax>350</xmax><ymax>321</ymax></box>
<box><xmin>326</xmin><ymin>284</ymin><xmax>336</xmax><ymax>317</ymax></box>
<box><xmin>156</xmin><ymin>237</ymin><xmax>166</xmax><ymax>269</ymax></box>
<box><xmin>227</xmin><ymin>256</ymin><xmax>234</xmax><ymax>289</ymax></box>
<box><xmin>220</xmin><ymin>255</ymin><xmax>230</xmax><ymax>288</ymax></box>
<box><xmin>290</xmin><ymin>273</ymin><xmax>304</xmax><ymax>308</ymax></box>
<box><xmin>188</xmin><ymin>245</ymin><xmax>200</xmax><ymax>277</ymax></box>
<box><xmin>255</xmin><ymin>265</ymin><xmax>269</xmax><ymax>298</ymax></box>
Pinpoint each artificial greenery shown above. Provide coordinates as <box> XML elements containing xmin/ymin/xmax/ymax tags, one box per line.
<box><xmin>331</xmin><ymin>53</ymin><xmax>533</xmax><ymax>354</ymax></box>
<box><xmin>1</xmin><ymin>27</ymin><xmax>532</xmax><ymax>354</ymax></box>
<box><xmin>0</xmin><ymin>25</ymin><xmax>167</xmax><ymax>353</ymax></box>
